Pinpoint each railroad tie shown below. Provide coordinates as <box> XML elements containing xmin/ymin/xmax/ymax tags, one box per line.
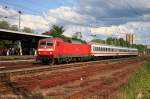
<box><xmin>0</xmin><ymin>67</ymin><xmax>5</xmax><ymax>71</ymax></box>
<box><xmin>0</xmin><ymin>71</ymin><xmax>10</xmax><ymax>82</ymax></box>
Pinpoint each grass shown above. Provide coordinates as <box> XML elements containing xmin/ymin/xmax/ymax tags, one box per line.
<box><xmin>116</xmin><ymin>58</ymin><xmax>150</xmax><ymax>99</ymax></box>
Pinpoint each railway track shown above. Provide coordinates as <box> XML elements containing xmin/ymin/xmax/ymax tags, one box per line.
<box><xmin>0</xmin><ymin>57</ymin><xmax>142</xmax><ymax>82</ymax></box>
<box><xmin>0</xmin><ymin>57</ymin><xmax>146</xmax><ymax>98</ymax></box>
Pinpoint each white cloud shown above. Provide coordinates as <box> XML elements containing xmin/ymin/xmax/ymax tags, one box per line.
<box><xmin>0</xmin><ymin>6</ymin><xmax>49</xmax><ymax>32</ymax></box>
<box><xmin>0</xmin><ymin>6</ymin><xmax>18</xmax><ymax>17</ymax></box>
<box><xmin>47</xmin><ymin>6</ymin><xmax>95</xmax><ymax>25</ymax></box>
<box><xmin>21</xmin><ymin>15</ymin><xmax>49</xmax><ymax>31</ymax></box>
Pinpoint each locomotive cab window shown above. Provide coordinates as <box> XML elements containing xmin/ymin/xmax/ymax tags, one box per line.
<box><xmin>40</xmin><ymin>42</ymin><xmax>46</xmax><ymax>46</ymax></box>
<box><xmin>47</xmin><ymin>42</ymin><xmax>53</xmax><ymax>46</ymax></box>
<box><xmin>40</xmin><ymin>41</ymin><xmax>53</xmax><ymax>46</ymax></box>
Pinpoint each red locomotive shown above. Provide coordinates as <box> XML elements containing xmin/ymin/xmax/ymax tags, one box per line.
<box><xmin>37</xmin><ymin>38</ymin><xmax>91</xmax><ymax>64</ymax></box>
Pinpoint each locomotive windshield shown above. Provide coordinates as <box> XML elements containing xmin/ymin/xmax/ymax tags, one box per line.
<box><xmin>40</xmin><ymin>41</ymin><xmax>53</xmax><ymax>46</ymax></box>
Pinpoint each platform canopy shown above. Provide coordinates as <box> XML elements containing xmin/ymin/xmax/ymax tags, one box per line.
<box><xmin>0</xmin><ymin>29</ymin><xmax>51</xmax><ymax>40</ymax></box>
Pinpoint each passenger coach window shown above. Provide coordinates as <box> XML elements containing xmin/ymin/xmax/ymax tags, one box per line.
<box><xmin>99</xmin><ymin>47</ymin><xmax>100</xmax><ymax>51</ymax></box>
<box><xmin>94</xmin><ymin>47</ymin><xmax>97</xmax><ymax>51</ymax></box>
<box><xmin>103</xmin><ymin>48</ymin><xmax>105</xmax><ymax>51</ymax></box>
<box><xmin>93</xmin><ymin>47</ymin><xmax>95</xmax><ymax>51</ymax></box>
<box><xmin>102</xmin><ymin>48</ymin><xmax>104</xmax><ymax>51</ymax></box>
<box><xmin>95</xmin><ymin>47</ymin><xmax>97</xmax><ymax>51</ymax></box>
<box><xmin>111</xmin><ymin>49</ymin><xmax>113</xmax><ymax>52</ymax></box>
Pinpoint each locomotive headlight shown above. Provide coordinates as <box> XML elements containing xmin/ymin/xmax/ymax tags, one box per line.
<box><xmin>38</xmin><ymin>49</ymin><xmax>44</xmax><ymax>51</ymax></box>
<box><xmin>47</xmin><ymin>48</ymin><xmax>53</xmax><ymax>51</ymax></box>
<box><xmin>38</xmin><ymin>48</ymin><xmax>53</xmax><ymax>51</ymax></box>
<box><xmin>49</xmin><ymin>52</ymin><xmax>52</xmax><ymax>54</ymax></box>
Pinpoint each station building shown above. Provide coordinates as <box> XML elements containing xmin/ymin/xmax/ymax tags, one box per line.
<box><xmin>0</xmin><ymin>29</ymin><xmax>50</xmax><ymax>56</ymax></box>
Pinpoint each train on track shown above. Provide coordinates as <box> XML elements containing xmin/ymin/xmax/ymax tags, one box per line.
<box><xmin>36</xmin><ymin>38</ymin><xmax>138</xmax><ymax>64</ymax></box>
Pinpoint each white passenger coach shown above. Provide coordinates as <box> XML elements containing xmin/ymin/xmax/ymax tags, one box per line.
<box><xmin>91</xmin><ymin>44</ymin><xmax>138</xmax><ymax>56</ymax></box>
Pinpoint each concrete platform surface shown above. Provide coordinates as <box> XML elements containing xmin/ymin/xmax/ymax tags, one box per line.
<box><xmin>0</xmin><ymin>55</ymin><xmax>36</xmax><ymax>61</ymax></box>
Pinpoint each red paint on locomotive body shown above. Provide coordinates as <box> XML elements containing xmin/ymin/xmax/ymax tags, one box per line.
<box><xmin>37</xmin><ymin>38</ymin><xmax>91</xmax><ymax>64</ymax></box>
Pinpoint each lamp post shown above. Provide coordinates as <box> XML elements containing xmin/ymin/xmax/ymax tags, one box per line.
<box><xmin>18</xmin><ymin>11</ymin><xmax>22</xmax><ymax>31</ymax></box>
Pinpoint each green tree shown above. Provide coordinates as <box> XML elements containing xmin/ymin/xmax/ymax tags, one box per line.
<box><xmin>134</xmin><ymin>44</ymin><xmax>145</xmax><ymax>52</ymax></box>
<box><xmin>124</xmin><ymin>41</ymin><xmax>130</xmax><ymax>47</ymax></box>
<box><xmin>42</xmin><ymin>25</ymin><xmax>65</xmax><ymax>37</ymax></box>
<box><xmin>91</xmin><ymin>39</ymin><xmax>105</xmax><ymax>44</ymax></box>
<box><xmin>22</xmin><ymin>27</ymin><xmax>34</xmax><ymax>33</ymax></box>
<box><xmin>118</xmin><ymin>38</ymin><xmax>124</xmax><ymax>46</ymax></box>
<box><xmin>106</xmin><ymin>37</ymin><xmax>115</xmax><ymax>45</ymax></box>
<box><xmin>0</xmin><ymin>20</ymin><xmax>10</xmax><ymax>29</ymax></box>
<box><xmin>106</xmin><ymin>37</ymin><xmax>130</xmax><ymax>47</ymax></box>
<box><xmin>9</xmin><ymin>25</ymin><xmax>18</xmax><ymax>31</ymax></box>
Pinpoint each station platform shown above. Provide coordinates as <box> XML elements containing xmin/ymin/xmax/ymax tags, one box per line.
<box><xmin>0</xmin><ymin>55</ymin><xmax>36</xmax><ymax>61</ymax></box>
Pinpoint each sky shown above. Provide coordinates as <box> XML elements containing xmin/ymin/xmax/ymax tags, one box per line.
<box><xmin>0</xmin><ymin>0</ymin><xmax>150</xmax><ymax>44</ymax></box>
